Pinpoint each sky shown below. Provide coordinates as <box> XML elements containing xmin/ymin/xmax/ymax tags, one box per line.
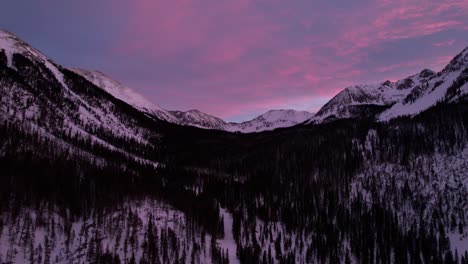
<box><xmin>1</xmin><ymin>0</ymin><xmax>468</xmax><ymax>121</ymax></box>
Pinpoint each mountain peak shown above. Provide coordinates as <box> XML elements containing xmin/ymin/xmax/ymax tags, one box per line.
<box><xmin>0</xmin><ymin>29</ymin><xmax>51</xmax><ymax>67</ymax></box>
<box><xmin>185</xmin><ymin>109</ymin><xmax>205</xmax><ymax>114</ymax></box>
<box><xmin>378</xmin><ymin>47</ymin><xmax>468</xmax><ymax>121</ymax></box>
<box><xmin>419</xmin><ymin>68</ymin><xmax>435</xmax><ymax>78</ymax></box>
<box><xmin>442</xmin><ymin>46</ymin><xmax>468</xmax><ymax>73</ymax></box>
<box><xmin>225</xmin><ymin>109</ymin><xmax>314</xmax><ymax>133</ymax></box>
<box><xmin>309</xmin><ymin>46</ymin><xmax>468</xmax><ymax>124</ymax></box>
<box><xmin>1</xmin><ymin>29</ymin><xmax>73</xmax><ymax>91</ymax></box>
<box><xmin>169</xmin><ymin>110</ymin><xmax>226</xmax><ymax>130</ymax></box>
<box><xmin>257</xmin><ymin>109</ymin><xmax>313</xmax><ymax>121</ymax></box>
<box><xmin>311</xmin><ymin>67</ymin><xmax>442</xmax><ymax>123</ymax></box>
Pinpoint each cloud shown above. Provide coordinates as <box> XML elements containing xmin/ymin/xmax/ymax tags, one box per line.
<box><xmin>107</xmin><ymin>0</ymin><xmax>468</xmax><ymax>120</ymax></box>
<box><xmin>4</xmin><ymin>0</ymin><xmax>467</xmax><ymax>120</ymax></box>
<box><xmin>433</xmin><ymin>39</ymin><xmax>456</xmax><ymax>47</ymax></box>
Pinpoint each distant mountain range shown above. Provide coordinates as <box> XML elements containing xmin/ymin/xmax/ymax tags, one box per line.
<box><xmin>70</xmin><ymin>68</ymin><xmax>314</xmax><ymax>133</ymax></box>
<box><xmin>2</xmin><ymin>28</ymin><xmax>468</xmax><ymax>134</ymax></box>
<box><xmin>65</xmin><ymin>45</ymin><xmax>468</xmax><ymax>131</ymax></box>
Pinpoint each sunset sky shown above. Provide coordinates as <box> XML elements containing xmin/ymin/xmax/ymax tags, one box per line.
<box><xmin>2</xmin><ymin>0</ymin><xmax>468</xmax><ymax>121</ymax></box>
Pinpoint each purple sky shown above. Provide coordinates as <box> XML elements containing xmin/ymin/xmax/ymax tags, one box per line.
<box><xmin>2</xmin><ymin>0</ymin><xmax>468</xmax><ymax>121</ymax></box>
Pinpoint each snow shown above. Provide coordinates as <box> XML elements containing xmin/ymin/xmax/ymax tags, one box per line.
<box><xmin>310</xmin><ymin>70</ymin><xmax>436</xmax><ymax>123</ymax></box>
<box><xmin>0</xmin><ymin>29</ymin><xmax>66</xmax><ymax>88</ymax></box>
<box><xmin>0</xmin><ymin>200</ymin><xmax>204</xmax><ymax>263</ymax></box>
<box><xmin>309</xmin><ymin>83</ymin><xmax>403</xmax><ymax>123</ymax></box>
<box><xmin>70</xmin><ymin>68</ymin><xmax>179</xmax><ymax>123</ymax></box>
<box><xmin>169</xmin><ymin>109</ymin><xmax>315</xmax><ymax>133</ymax></box>
<box><xmin>226</xmin><ymin>109</ymin><xmax>315</xmax><ymax>133</ymax></box>
<box><xmin>0</xmin><ymin>30</ymin><xmax>327</xmax><ymax>133</ymax></box>
<box><xmin>377</xmin><ymin>48</ymin><xmax>468</xmax><ymax>121</ymax></box>
<box><xmin>448</xmin><ymin>231</ymin><xmax>468</xmax><ymax>257</ymax></box>
<box><xmin>217</xmin><ymin>209</ymin><xmax>239</xmax><ymax>264</ymax></box>
<box><xmin>0</xmin><ymin>30</ymin><xmax>119</xmax><ymax>128</ymax></box>
<box><xmin>352</xmin><ymin>134</ymin><xmax>468</xmax><ymax>254</ymax></box>
<box><xmin>70</xmin><ymin>67</ymin><xmax>315</xmax><ymax>133</ymax></box>
<box><xmin>170</xmin><ymin>109</ymin><xmax>226</xmax><ymax>130</ymax></box>
<box><xmin>307</xmin><ymin>47</ymin><xmax>467</xmax><ymax>123</ymax></box>
<box><xmin>460</xmin><ymin>82</ymin><xmax>468</xmax><ymax>96</ymax></box>
<box><xmin>0</xmin><ymin>32</ymin><xmax>160</xmax><ymax>167</ymax></box>
<box><xmin>0</xmin><ymin>30</ymin><xmax>16</xmax><ymax>68</ymax></box>
<box><xmin>379</xmin><ymin>71</ymin><xmax>462</xmax><ymax>121</ymax></box>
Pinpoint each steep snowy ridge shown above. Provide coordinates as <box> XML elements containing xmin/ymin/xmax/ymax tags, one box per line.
<box><xmin>442</xmin><ymin>46</ymin><xmax>468</xmax><ymax>73</ymax></box>
<box><xmin>0</xmin><ymin>29</ymin><xmax>160</xmax><ymax>167</ymax></box>
<box><xmin>70</xmin><ymin>68</ymin><xmax>179</xmax><ymax>123</ymax></box>
<box><xmin>0</xmin><ymin>29</ymin><xmax>61</xmax><ymax>75</ymax></box>
<box><xmin>309</xmin><ymin>69</ymin><xmax>436</xmax><ymax>123</ymax></box>
<box><xmin>379</xmin><ymin>48</ymin><xmax>468</xmax><ymax>121</ymax></box>
<box><xmin>0</xmin><ymin>30</ymin><xmax>100</xmax><ymax>113</ymax></box>
<box><xmin>309</xmin><ymin>46</ymin><xmax>468</xmax><ymax>123</ymax></box>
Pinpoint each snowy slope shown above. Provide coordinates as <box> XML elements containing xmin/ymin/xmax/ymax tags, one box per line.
<box><xmin>351</xmin><ymin>129</ymin><xmax>468</xmax><ymax>255</ymax></box>
<box><xmin>0</xmin><ymin>29</ymin><xmax>65</xmax><ymax>83</ymax></box>
<box><xmin>225</xmin><ymin>109</ymin><xmax>315</xmax><ymax>133</ymax></box>
<box><xmin>379</xmin><ymin>47</ymin><xmax>468</xmax><ymax>121</ymax></box>
<box><xmin>308</xmin><ymin>46</ymin><xmax>468</xmax><ymax>124</ymax></box>
<box><xmin>170</xmin><ymin>109</ymin><xmax>226</xmax><ymax>130</ymax></box>
<box><xmin>0</xmin><ymin>29</ymin><xmax>160</xmax><ymax>166</ymax></box>
<box><xmin>309</xmin><ymin>69</ymin><xmax>435</xmax><ymax>123</ymax></box>
<box><xmin>70</xmin><ymin>68</ymin><xmax>178</xmax><ymax>123</ymax></box>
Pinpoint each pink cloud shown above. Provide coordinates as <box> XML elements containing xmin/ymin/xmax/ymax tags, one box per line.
<box><xmin>433</xmin><ymin>39</ymin><xmax>456</xmax><ymax>47</ymax></box>
<box><xmin>374</xmin><ymin>60</ymin><xmax>427</xmax><ymax>73</ymax></box>
<box><xmin>334</xmin><ymin>1</ymin><xmax>466</xmax><ymax>56</ymax></box>
<box><xmin>110</xmin><ymin>0</ymin><xmax>468</xmax><ymax>120</ymax></box>
<box><xmin>277</xmin><ymin>66</ymin><xmax>299</xmax><ymax>76</ymax></box>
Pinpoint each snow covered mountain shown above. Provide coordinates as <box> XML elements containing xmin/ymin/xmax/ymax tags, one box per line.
<box><xmin>70</xmin><ymin>68</ymin><xmax>178</xmax><ymax>123</ymax></box>
<box><xmin>169</xmin><ymin>109</ymin><xmax>227</xmax><ymax>130</ymax></box>
<box><xmin>68</xmin><ymin>68</ymin><xmax>315</xmax><ymax>132</ymax></box>
<box><xmin>379</xmin><ymin>47</ymin><xmax>468</xmax><ymax>121</ymax></box>
<box><xmin>309</xmin><ymin>69</ymin><xmax>436</xmax><ymax>123</ymax></box>
<box><xmin>170</xmin><ymin>109</ymin><xmax>315</xmax><ymax>132</ymax></box>
<box><xmin>225</xmin><ymin>109</ymin><xmax>315</xmax><ymax>133</ymax></box>
<box><xmin>69</xmin><ymin>69</ymin><xmax>313</xmax><ymax>133</ymax></box>
<box><xmin>309</xmin><ymin>47</ymin><xmax>468</xmax><ymax>123</ymax></box>
<box><xmin>0</xmin><ymin>29</ymin><xmax>160</xmax><ymax>167</ymax></box>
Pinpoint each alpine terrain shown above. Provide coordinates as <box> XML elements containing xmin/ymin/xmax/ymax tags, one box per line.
<box><xmin>1</xmin><ymin>28</ymin><xmax>468</xmax><ymax>264</ymax></box>
<box><xmin>71</xmin><ymin>68</ymin><xmax>315</xmax><ymax>133</ymax></box>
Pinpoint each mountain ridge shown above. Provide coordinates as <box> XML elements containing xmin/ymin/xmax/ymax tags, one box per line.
<box><xmin>69</xmin><ymin>68</ymin><xmax>315</xmax><ymax>133</ymax></box>
<box><xmin>307</xmin><ymin>46</ymin><xmax>468</xmax><ymax>124</ymax></box>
